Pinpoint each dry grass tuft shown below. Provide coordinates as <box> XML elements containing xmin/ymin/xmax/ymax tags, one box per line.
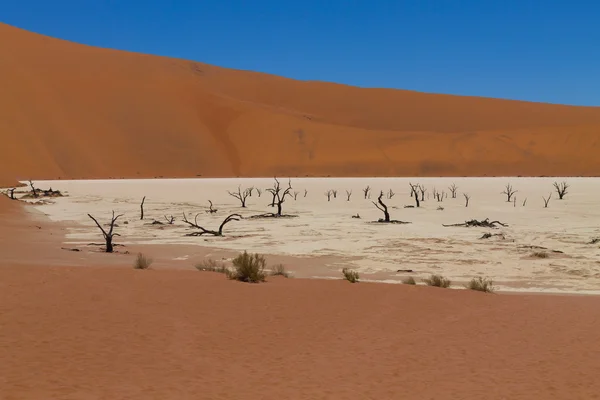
<box><xmin>466</xmin><ymin>276</ymin><xmax>495</xmax><ymax>293</ymax></box>
<box><xmin>229</xmin><ymin>251</ymin><xmax>267</xmax><ymax>283</ymax></box>
<box><xmin>423</xmin><ymin>274</ymin><xmax>451</xmax><ymax>288</ymax></box>
<box><xmin>342</xmin><ymin>268</ymin><xmax>360</xmax><ymax>283</ymax></box>
<box><xmin>270</xmin><ymin>264</ymin><xmax>290</xmax><ymax>278</ymax></box>
<box><xmin>532</xmin><ymin>251</ymin><xmax>549</xmax><ymax>259</ymax></box>
<box><xmin>134</xmin><ymin>253</ymin><xmax>153</xmax><ymax>270</ymax></box>
<box><xmin>195</xmin><ymin>258</ymin><xmax>230</xmax><ymax>275</ymax></box>
<box><xmin>401</xmin><ymin>276</ymin><xmax>416</xmax><ymax>285</ymax></box>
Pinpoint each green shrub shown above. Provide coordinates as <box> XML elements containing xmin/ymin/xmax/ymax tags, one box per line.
<box><xmin>134</xmin><ymin>253</ymin><xmax>153</xmax><ymax>270</ymax></box>
<box><xmin>230</xmin><ymin>251</ymin><xmax>267</xmax><ymax>283</ymax></box>
<box><xmin>466</xmin><ymin>277</ymin><xmax>495</xmax><ymax>293</ymax></box>
<box><xmin>402</xmin><ymin>276</ymin><xmax>416</xmax><ymax>285</ymax></box>
<box><xmin>270</xmin><ymin>264</ymin><xmax>290</xmax><ymax>278</ymax></box>
<box><xmin>423</xmin><ymin>274</ymin><xmax>451</xmax><ymax>288</ymax></box>
<box><xmin>342</xmin><ymin>268</ymin><xmax>359</xmax><ymax>283</ymax></box>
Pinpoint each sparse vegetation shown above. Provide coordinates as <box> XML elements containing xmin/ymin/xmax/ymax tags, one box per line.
<box><xmin>229</xmin><ymin>251</ymin><xmax>267</xmax><ymax>283</ymax></box>
<box><xmin>501</xmin><ymin>184</ymin><xmax>517</xmax><ymax>202</ymax></box>
<box><xmin>342</xmin><ymin>268</ymin><xmax>360</xmax><ymax>283</ymax></box>
<box><xmin>270</xmin><ymin>263</ymin><xmax>290</xmax><ymax>278</ymax></box>
<box><xmin>466</xmin><ymin>277</ymin><xmax>495</xmax><ymax>293</ymax></box>
<box><xmin>423</xmin><ymin>274</ymin><xmax>451</xmax><ymax>288</ymax></box>
<box><xmin>532</xmin><ymin>251</ymin><xmax>549</xmax><ymax>259</ymax></box>
<box><xmin>402</xmin><ymin>276</ymin><xmax>416</xmax><ymax>285</ymax></box>
<box><xmin>195</xmin><ymin>258</ymin><xmax>230</xmax><ymax>275</ymax></box>
<box><xmin>134</xmin><ymin>252</ymin><xmax>153</xmax><ymax>270</ymax></box>
<box><xmin>553</xmin><ymin>181</ymin><xmax>569</xmax><ymax>200</ymax></box>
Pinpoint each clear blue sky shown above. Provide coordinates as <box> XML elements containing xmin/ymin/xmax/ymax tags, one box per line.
<box><xmin>2</xmin><ymin>1</ymin><xmax>599</xmax><ymax>106</ymax></box>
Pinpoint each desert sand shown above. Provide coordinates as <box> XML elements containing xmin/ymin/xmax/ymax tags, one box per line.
<box><xmin>2</xmin><ymin>21</ymin><xmax>600</xmax><ymax>187</ymax></box>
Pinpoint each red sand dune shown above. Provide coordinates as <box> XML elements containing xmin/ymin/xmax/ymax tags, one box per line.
<box><xmin>2</xmin><ymin>22</ymin><xmax>600</xmax><ymax>187</ymax></box>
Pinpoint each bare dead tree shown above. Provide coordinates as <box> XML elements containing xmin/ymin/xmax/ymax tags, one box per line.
<box><xmin>448</xmin><ymin>183</ymin><xmax>458</xmax><ymax>199</ymax></box>
<box><xmin>140</xmin><ymin>196</ymin><xmax>146</xmax><ymax>220</ymax></box>
<box><xmin>363</xmin><ymin>186</ymin><xmax>371</xmax><ymax>199</ymax></box>
<box><xmin>164</xmin><ymin>215</ymin><xmax>175</xmax><ymax>224</ymax></box>
<box><xmin>502</xmin><ymin>184</ymin><xmax>517</xmax><ymax>202</ymax></box>
<box><xmin>256</xmin><ymin>188</ymin><xmax>262</xmax><ymax>197</ymax></box>
<box><xmin>436</xmin><ymin>191</ymin><xmax>445</xmax><ymax>202</ymax></box>
<box><xmin>409</xmin><ymin>183</ymin><xmax>420</xmax><ymax>207</ymax></box>
<box><xmin>6</xmin><ymin>188</ymin><xmax>16</xmax><ymax>200</ymax></box>
<box><xmin>293</xmin><ymin>191</ymin><xmax>299</xmax><ymax>200</ymax></box>
<box><xmin>523</xmin><ymin>198</ymin><xmax>527</xmax><ymax>206</ymax></box>
<box><xmin>304</xmin><ymin>188</ymin><xmax>308</xmax><ymax>198</ymax></box>
<box><xmin>87</xmin><ymin>211</ymin><xmax>123</xmax><ymax>253</ymax></box>
<box><xmin>182</xmin><ymin>213</ymin><xmax>242</xmax><ymax>236</ymax></box>
<box><xmin>419</xmin><ymin>185</ymin><xmax>426</xmax><ymax>201</ymax></box>
<box><xmin>228</xmin><ymin>185</ymin><xmax>250</xmax><ymax>208</ymax></box>
<box><xmin>346</xmin><ymin>190</ymin><xmax>352</xmax><ymax>201</ymax></box>
<box><xmin>332</xmin><ymin>190</ymin><xmax>338</xmax><ymax>199</ymax></box>
<box><xmin>247</xmin><ymin>187</ymin><xmax>255</xmax><ymax>197</ymax></box>
<box><xmin>28</xmin><ymin>180</ymin><xmax>38</xmax><ymax>198</ymax></box>
<box><xmin>432</xmin><ymin>187</ymin><xmax>438</xmax><ymax>200</ymax></box>
<box><xmin>553</xmin><ymin>181</ymin><xmax>569</xmax><ymax>200</ymax></box>
<box><xmin>543</xmin><ymin>193</ymin><xmax>551</xmax><ymax>208</ymax></box>
<box><xmin>373</xmin><ymin>191</ymin><xmax>390</xmax><ymax>222</ymax></box>
<box><xmin>206</xmin><ymin>200</ymin><xmax>218</xmax><ymax>214</ymax></box>
<box><xmin>464</xmin><ymin>193</ymin><xmax>471</xmax><ymax>207</ymax></box>
<box><xmin>265</xmin><ymin>177</ymin><xmax>293</xmax><ymax>217</ymax></box>
<box><xmin>387</xmin><ymin>189</ymin><xmax>395</xmax><ymax>199</ymax></box>
<box><xmin>325</xmin><ymin>190</ymin><xmax>333</xmax><ymax>201</ymax></box>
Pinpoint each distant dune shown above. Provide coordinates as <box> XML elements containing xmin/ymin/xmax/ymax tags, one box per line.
<box><xmin>2</xmin><ymin>22</ymin><xmax>600</xmax><ymax>187</ymax></box>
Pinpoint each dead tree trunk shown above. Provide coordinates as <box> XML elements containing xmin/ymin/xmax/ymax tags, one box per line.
<box><xmin>304</xmin><ymin>189</ymin><xmax>308</xmax><ymax>198</ymax></box>
<box><xmin>7</xmin><ymin>188</ymin><xmax>16</xmax><ymax>200</ymax></box>
<box><xmin>140</xmin><ymin>196</ymin><xmax>146</xmax><ymax>220</ymax></box>
<box><xmin>87</xmin><ymin>211</ymin><xmax>123</xmax><ymax>253</ymax></box>
<box><xmin>206</xmin><ymin>200</ymin><xmax>218</xmax><ymax>214</ymax></box>
<box><xmin>183</xmin><ymin>213</ymin><xmax>242</xmax><ymax>236</ymax></box>
<box><xmin>363</xmin><ymin>186</ymin><xmax>371</xmax><ymax>199</ymax></box>
<box><xmin>228</xmin><ymin>186</ymin><xmax>250</xmax><ymax>207</ymax></box>
<box><xmin>464</xmin><ymin>193</ymin><xmax>471</xmax><ymax>207</ymax></box>
<box><xmin>543</xmin><ymin>193</ymin><xmax>551</xmax><ymax>208</ymax></box>
<box><xmin>373</xmin><ymin>191</ymin><xmax>390</xmax><ymax>222</ymax></box>
<box><xmin>523</xmin><ymin>198</ymin><xmax>527</xmax><ymax>206</ymax></box>
<box><xmin>256</xmin><ymin>188</ymin><xmax>262</xmax><ymax>197</ymax></box>
<box><xmin>28</xmin><ymin>180</ymin><xmax>38</xmax><ymax>198</ymax></box>
<box><xmin>502</xmin><ymin>184</ymin><xmax>517</xmax><ymax>202</ymax></box>
<box><xmin>449</xmin><ymin>184</ymin><xmax>458</xmax><ymax>198</ymax></box>
<box><xmin>409</xmin><ymin>183</ymin><xmax>420</xmax><ymax>207</ymax></box>
<box><xmin>346</xmin><ymin>190</ymin><xmax>352</xmax><ymax>201</ymax></box>
<box><xmin>247</xmin><ymin>187</ymin><xmax>255</xmax><ymax>197</ymax></box>
<box><xmin>332</xmin><ymin>190</ymin><xmax>338</xmax><ymax>199</ymax></box>
<box><xmin>553</xmin><ymin>181</ymin><xmax>569</xmax><ymax>200</ymax></box>
<box><xmin>325</xmin><ymin>190</ymin><xmax>332</xmax><ymax>201</ymax></box>
<box><xmin>419</xmin><ymin>185</ymin><xmax>426</xmax><ymax>202</ymax></box>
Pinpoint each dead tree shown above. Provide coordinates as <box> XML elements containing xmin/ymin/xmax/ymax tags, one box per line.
<box><xmin>346</xmin><ymin>190</ymin><xmax>352</xmax><ymax>201</ymax></box>
<box><xmin>464</xmin><ymin>193</ymin><xmax>471</xmax><ymax>207</ymax></box>
<box><xmin>373</xmin><ymin>191</ymin><xmax>391</xmax><ymax>222</ymax></box>
<box><xmin>418</xmin><ymin>185</ymin><xmax>426</xmax><ymax>201</ymax></box>
<box><xmin>182</xmin><ymin>213</ymin><xmax>241</xmax><ymax>236</ymax></box>
<box><xmin>6</xmin><ymin>188</ymin><xmax>16</xmax><ymax>200</ymax></box>
<box><xmin>502</xmin><ymin>184</ymin><xmax>517</xmax><ymax>202</ymax></box>
<box><xmin>523</xmin><ymin>198</ymin><xmax>527</xmax><ymax>206</ymax></box>
<box><xmin>28</xmin><ymin>180</ymin><xmax>38</xmax><ymax>198</ymax></box>
<box><xmin>206</xmin><ymin>200</ymin><xmax>218</xmax><ymax>214</ymax></box>
<box><xmin>256</xmin><ymin>188</ymin><xmax>262</xmax><ymax>197</ymax></box>
<box><xmin>543</xmin><ymin>193</ymin><xmax>551</xmax><ymax>208</ymax></box>
<box><xmin>363</xmin><ymin>186</ymin><xmax>371</xmax><ymax>199</ymax></box>
<box><xmin>325</xmin><ymin>190</ymin><xmax>333</xmax><ymax>201</ymax></box>
<box><xmin>87</xmin><ymin>211</ymin><xmax>123</xmax><ymax>253</ymax></box>
<box><xmin>304</xmin><ymin>189</ymin><xmax>308</xmax><ymax>198</ymax></box>
<box><xmin>436</xmin><ymin>191</ymin><xmax>445</xmax><ymax>202</ymax></box>
<box><xmin>164</xmin><ymin>215</ymin><xmax>175</xmax><ymax>224</ymax></box>
<box><xmin>553</xmin><ymin>181</ymin><xmax>569</xmax><ymax>200</ymax></box>
<box><xmin>409</xmin><ymin>183</ymin><xmax>420</xmax><ymax>207</ymax></box>
<box><xmin>332</xmin><ymin>190</ymin><xmax>338</xmax><ymax>199</ymax></box>
<box><xmin>247</xmin><ymin>187</ymin><xmax>255</xmax><ymax>197</ymax></box>
<box><xmin>140</xmin><ymin>196</ymin><xmax>146</xmax><ymax>220</ymax></box>
<box><xmin>387</xmin><ymin>189</ymin><xmax>395</xmax><ymax>199</ymax></box>
<box><xmin>448</xmin><ymin>184</ymin><xmax>458</xmax><ymax>199</ymax></box>
<box><xmin>228</xmin><ymin>186</ymin><xmax>250</xmax><ymax>208</ymax></box>
<box><xmin>443</xmin><ymin>218</ymin><xmax>508</xmax><ymax>228</ymax></box>
<box><xmin>293</xmin><ymin>191</ymin><xmax>299</xmax><ymax>200</ymax></box>
<box><xmin>265</xmin><ymin>177</ymin><xmax>293</xmax><ymax>217</ymax></box>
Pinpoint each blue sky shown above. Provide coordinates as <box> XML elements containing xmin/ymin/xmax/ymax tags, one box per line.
<box><xmin>2</xmin><ymin>1</ymin><xmax>599</xmax><ymax>105</ymax></box>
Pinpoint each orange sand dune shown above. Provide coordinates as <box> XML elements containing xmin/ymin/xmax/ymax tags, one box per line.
<box><xmin>2</xmin><ymin>22</ymin><xmax>600</xmax><ymax>187</ymax></box>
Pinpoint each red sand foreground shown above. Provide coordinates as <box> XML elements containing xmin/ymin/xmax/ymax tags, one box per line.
<box><xmin>2</xmin><ymin>198</ymin><xmax>600</xmax><ymax>399</ymax></box>
<box><xmin>2</xmin><ymin>22</ymin><xmax>600</xmax><ymax>186</ymax></box>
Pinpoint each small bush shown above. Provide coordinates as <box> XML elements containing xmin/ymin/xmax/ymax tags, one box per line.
<box><xmin>532</xmin><ymin>251</ymin><xmax>549</xmax><ymax>259</ymax></box>
<box><xmin>195</xmin><ymin>258</ymin><xmax>230</xmax><ymax>275</ymax></box>
<box><xmin>270</xmin><ymin>263</ymin><xmax>290</xmax><ymax>278</ymax></box>
<box><xmin>423</xmin><ymin>274</ymin><xmax>451</xmax><ymax>288</ymax></box>
<box><xmin>466</xmin><ymin>277</ymin><xmax>495</xmax><ymax>293</ymax></box>
<box><xmin>134</xmin><ymin>253</ymin><xmax>153</xmax><ymax>270</ymax></box>
<box><xmin>342</xmin><ymin>268</ymin><xmax>359</xmax><ymax>283</ymax></box>
<box><xmin>230</xmin><ymin>251</ymin><xmax>267</xmax><ymax>283</ymax></box>
<box><xmin>402</xmin><ymin>276</ymin><xmax>416</xmax><ymax>285</ymax></box>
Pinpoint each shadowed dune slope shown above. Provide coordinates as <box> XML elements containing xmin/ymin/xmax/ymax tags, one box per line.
<box><xmin>2</xmin><ymin>22</ymin><xmax>600</xmax><ymax>186</ymax></box>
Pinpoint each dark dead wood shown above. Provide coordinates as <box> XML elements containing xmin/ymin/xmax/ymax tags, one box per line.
<box><xmin>87</xmin><ymin>211</ymin><xmax>123</xmax><ymax>253</ymax></box>
<box><xmin>449</xmin><ymin>183</ymin><xmax>458</xmax><ymax>198</ymax></box>
<box><xmin>228</xmin><ymin>186</ymin><xmax>250</xmax><ymax>207</ymax></box>
<box><xmin>409</xmin><ymin>183</ymin><xmax>420</xmax><ymax>207</ymax></box>
<box><xmin>325</xmin><ymin>190</ymin><xmax>332</xmax><ymax>201</ymax></box>
<box><xmin>502</xmin><ymin>184</ymin><xmax>517</xmax><ymax>202</ymax></box>
<box><xmin>396</xmin><ymin>269</ymin><xmax>414</xmax><ymax>273</ymax></box>
<box><xmin>182</xmin><ymin>213</ymin><xmax>242</xmax><ymax>236</ymax></box>
<box><xmin>293</xmin><ymin>191</ymin><xmax>299</xmax><ymax>200</ymax></box>
<box><xmin>164</xmin><ymin>215</ymin><xmax>175</xmax><ymax>224</ymax></box>
<box><xmin>480</xmin><ymin>233</ymin><xmax>506</xmax><ymax>240</ymax></box>
<box><xmin>351</xmin><ymin>213</ymin><xmax>361</xmax><ymax>219</ymax></box>
<box><xmin>29</xmin><ymin>180</ymin><xmax>38</xmax><ymax>198</ymax></box>
<box><xmin>304</xmin><ymin>189</ymin><xmax>308</xmax><ymax>198</ymax></box>
<box><xmin>256</xmin><ymin>188</ymin><xmax>262</xmax><ymax>197</ymax></box>
<box><xmin>206</xmin><ymin>200</ymin><xmax>218</xmax><ymax>214</ymax></box>
<box><xmin>387</xmin><ymin>189</ymin><xmax>395</xmax><ymax>199</ymax></box>
<box><xmin>346</xmin><ymin>190</ymin><xmax>352</xmax><ymax>201</ymax></box>
<box><xmin>543</xmin><ymin>193</ymin><xmax>551</xmax><ymax>208</ymax></box>
<box><xmin>371</xmin><ymin>191</ymin><xmax>410</xmax><ymax>224</ymax></box>
<box><xmin>553</xmin><ymin>181</ymin><xmax>569</xmax><ymax>200</ymax></box>
<box><xmin>443</xmin><ymin>218</ymin><xmax>508</xmax><ymax>228</ymax></box>
<box><xmin>363</xmin><ymin>186</ymin><xmax>371</xmax><ymax>199</ymax></box>
<box><xmin>463</xmin><ymin>193</ymin><xmax>471</xmax><ymax>207</ymax></box>
<box><xmin>332</xmin><ymin>190</ymin><xmax>338</xmax><ymax>199</ymax></box>
<box><xmin>140</xmin><ymin>196</ymin><xmax>146</xmax><ymax>220</ymax></box>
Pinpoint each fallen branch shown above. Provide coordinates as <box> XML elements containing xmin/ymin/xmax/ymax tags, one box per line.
<box><xmin>443</xmin><ymin>218</ymin><xmax>508</xmax><ymax>228</ymax></box>
<box><xmin>182</xmin><ymin>213</ymin><xmax>242</xmax><ymax>236</ymax></box>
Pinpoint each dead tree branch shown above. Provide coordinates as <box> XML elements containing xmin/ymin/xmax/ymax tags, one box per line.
<box><xmin>419</xmin><ymin>185</ymin><xmax>426</xmax><ymax>201</ymax></box>
<box><xmin>443</xmin><ymin>218</ymin><xmax>508</xmax><ymax>228</ymax></box>
<box><xmin>293</xmin><ymin>191</ymin><xmax>299</xmax><ymax>200</ymax></box>
<box><xmin>502</xmin><ymin>184</ymin><xmax>517</xmax><ymax>202</ymax></box>
<box><xmin>256</xmin><ymin>188</ymin><xmax>262</xmax><ymax>197</ymax></box>
<box><xmin>87</xmin><ymin>211</ymin><xmax>123</xmax><ymax>253</ymax></box>
<box><xmin>304</xmin><ymin>189</ymin><xmax>308</xmax><ymax>198</ymax></box>
<box><xmin>228</xmin><ymin>185</ymin><xmax>250</xmax><ymax>207</ymax></box>
<box><xmin>206</xmin><ymin>200</ymin><xmax>218</xmax><ymax>214</ymax></box>
<box><xmin>332</xmin><ymin>190</ymin><xmax>338</xmax><ymax>199</ymax></box>
<box><xmin>164</xmin><ymin>215</ymin><xmax>175</xmax><ymax>224</ymax></box>
<box><xmin>543</xmin><ymin>193</ymin><xmax>551</xmax><ymax>208</ymax></box>
<box><xmin>553</xmin><ymin>181</ymin><xmax>569</xmax><ymax>200</ymax></box>
<box><xmin>28</xmin><ymin>180</ymin><xmax>38</xmax><ymax>198</ymax></box>
<box><xmin>247</xmin><ymin>187</ymin><xmax>255</xmax><ymax>197</ymax></box>
<box><xmin>387</xmin><ymin>189</ymin><xmax>395</xmax><ymax>199</ymax></box>
<box><xmin>409</xmin><ymin>183</ymin><xmax>420</xmax><ymax>207</ymax></box>
<box><xmin>182</xmin><ymin>213</ymin><xmax>242</xmax><ymax>236</ymax></box>
<box><xmin>463</xmin><ymin>193</ymin><xmax>471</xmax><ymax>207</ymax></box>
<box><xmin>140</xmin><ymin>196</ymin><xmax>146</xmax><ymax>220</ymax></box>
<box><xmin>346</xmin><ymin>190</ymin><xmax>352</xmax><ymax>201</ymax></box>
<box><xmin>325</xmin><ymin>190</ymin><xmax>333</xmax><ymax>201</ymax></box>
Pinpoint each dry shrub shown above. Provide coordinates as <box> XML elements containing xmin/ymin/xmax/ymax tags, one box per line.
<box><xmin>466</xmin><ymin>277</ymin><xmax>495</xmax><ymax>293</ymax></box>
<box><xmin>195</xmin><ymin>258</ymin><xmax>230</xmax><ymax>275</ymax></box>
<box><xmin>423</xmin><ymin>274</ymin><xmax>451</xmax><ymax>288</ymax></box>
<box><xmin>134</xmin><ymin>253</ymin><xmax>153</xmax><ymax>270</ymax></box>
<box><xmin>532</xmin><ymin>251</ymin><xmax>549</xmax><ymax>259</ymax></box>
<box><xmin>230</xmin><ymin>251</ymin><xmax>267</xmax><ymax>283</ymax></box>
<box><xmin>342</xmin><ymin>268</ymin><xmax>359</xmax><ymax>283</ymax></box>
<box><xmin>402</xmin><ymin>276</ymin><xmax>416</xmax><ymax>285</ymax></box>
<box><xmin>270</xmin><ymin>264</ymin><xmax>290</xmax><ymax>278</ymax></box>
